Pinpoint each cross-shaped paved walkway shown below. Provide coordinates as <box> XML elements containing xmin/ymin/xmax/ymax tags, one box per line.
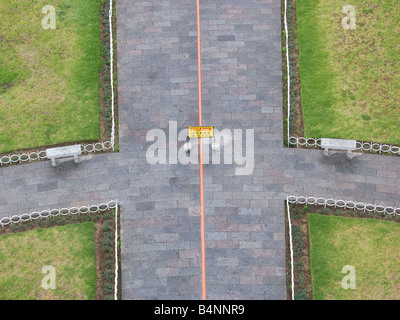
<box><xmin>0</xmin><ymin>0</ymin><xmax>399</xmax><ymax>299</ymax></box>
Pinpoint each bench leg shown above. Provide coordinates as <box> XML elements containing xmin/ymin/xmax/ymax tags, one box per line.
<box><xmin>74</xmin><ymin>155</ymin><xmax>79</xmax><ymax>164</ymax></box>
<box><xmin>51</xmin><ymin>158</ymin><xmax>56</xmax><ymax>168</ymax></box>
<box><xmin>324</xmin><ymin>148</ymin><xmax>329</xmax><ymax>158</ymax></box>
<box><xmin>346</xmin><ymin>150</ymin><xmax>352</xmax><ymax>160</ymax></box>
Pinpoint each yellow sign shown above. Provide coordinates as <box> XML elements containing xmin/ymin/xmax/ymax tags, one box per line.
<box><xmin>188</xmin><ymin>126</ymin><xmax>214</xmax><ymax>138</ymax></box>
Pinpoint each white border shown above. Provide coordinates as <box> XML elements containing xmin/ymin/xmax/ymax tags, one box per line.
<box><xmin>284</xmin><ymin>0</ymin><xmax>291</xmax><ymax>146</ymax></box>
<box><xmin>288</xmin><ymin>195</ymin><xmax>400</xmax><ymax>216</ymax></box>
<box><xmin>114</xmin><ymin>198</ymin><xmax>119</xmax><ymax>300</ymax></box>
<box><xmin>109</xmin><ymin>0</ymin><xmax>116</xmax><ymax>149</ymax></box>
<box><xmin>286</xmin><ymin>196</ymin><xmax>295</xmax><ymax>300</ymax></box>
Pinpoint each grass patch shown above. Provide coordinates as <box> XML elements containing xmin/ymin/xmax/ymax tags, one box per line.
<box><xmin>0</xmin><ymin>209</ymin><xmax>121</xmax><ymax>300</ymax></box>
<box><xmin>0</xmin><ymin>222</ymin><xmax>95</xmax><ymax>300</ymax></box>
<box><xmin>287</xmin><ymin>204</ymin><xmax>400</xmax><ymax>300</ymax></box>
<box><xmin>309</xmin><ymin>214</ymin><xmax>400</xmax><ymax>300</ymax></box>
<box><xmin>296</xmin><ymin>0</ymin><xmax>400</xmax><ymax>144</ymax></box>
<box><xmin>0</xmin><ymin>0</ymin><xmax>102</xmax><ymax>153</ymax></box>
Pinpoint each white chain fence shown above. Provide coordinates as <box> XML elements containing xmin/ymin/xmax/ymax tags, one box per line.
<box><xmin>287</xmin><ymin>195</ymin><xmax>400</xmax><ymax>215</ymax></box>
<box><xmin>0</xmin><ymin>200</ymin><xmax>118</xmax><ymax>227</ymax></box>
<box><xmin>0</xmin><ymin>141</ymin><xmax>114</xmax><ymax>167</ymax></box>
<box><xmin>288</xmin><ymin>136</ymin><xmax>400</xmax><ymax>156</ymax></box>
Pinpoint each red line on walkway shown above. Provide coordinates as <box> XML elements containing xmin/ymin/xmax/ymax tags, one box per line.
<box><xmin>196</xmin><ymin>0</ymin><xmax>206</xmax><ymax>300</ymax></box>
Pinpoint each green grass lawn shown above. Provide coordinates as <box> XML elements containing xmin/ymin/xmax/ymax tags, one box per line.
<box><xmin>0</xmin><ymin>0</ymin><xmax>102</xmax><ymax>153</ymax></box>
<box><xmin>297</xmin><ymin>0</ymin><xmax>400</xmax><ymax>145</ymax></box>
<box><xmin>0</xmin><ymin>222</ymin><xmax>96</xmax><ymax>300</ymax></box>
<box><xmin>308</xmin><ymin>214</ymin><xmax>400</xmax><ymax>300</ymax></box>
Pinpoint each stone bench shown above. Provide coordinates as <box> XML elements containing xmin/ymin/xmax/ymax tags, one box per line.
<box><xmin>46</xmin><ymin>145</ymin><xmax>82</xmax><ymax>167</ymax></box>
<box><xmin>320</xmin><ymin>138</ymin><xmax>357</xmax><ymax>160</ymax></box>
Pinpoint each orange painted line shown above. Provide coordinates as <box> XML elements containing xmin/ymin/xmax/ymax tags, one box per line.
<box><xmin>197</xmin><ymin>0</ymin><xmax>203</xmax><ymax>127</ymax></box>
<box><xmin>196</xmin><ymin>0</ymin><xmax>206</xmax><ymax>300</ymax></box>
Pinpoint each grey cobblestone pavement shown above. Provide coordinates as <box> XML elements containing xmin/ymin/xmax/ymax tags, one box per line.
<box><xmin>0</xmin><ymin>0</ymin><xmax>399</xmax><ymax>299</ymax></box>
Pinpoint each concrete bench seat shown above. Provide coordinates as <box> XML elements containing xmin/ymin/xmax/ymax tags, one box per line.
<box><xmin>320</xmin><ymin>138</ymin><xmax>357</xmax><ymax>160</ymax></box>
<box><xmin>46</xmin><ymin>145</ymin><xmax>82</xmax><ymax>167</ymax></box>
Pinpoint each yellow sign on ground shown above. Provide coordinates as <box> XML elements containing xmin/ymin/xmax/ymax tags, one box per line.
<box><xmin>188</xmin><ymin>126</ymin><xmax>214</xmax><ymax>138</ymax></box>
